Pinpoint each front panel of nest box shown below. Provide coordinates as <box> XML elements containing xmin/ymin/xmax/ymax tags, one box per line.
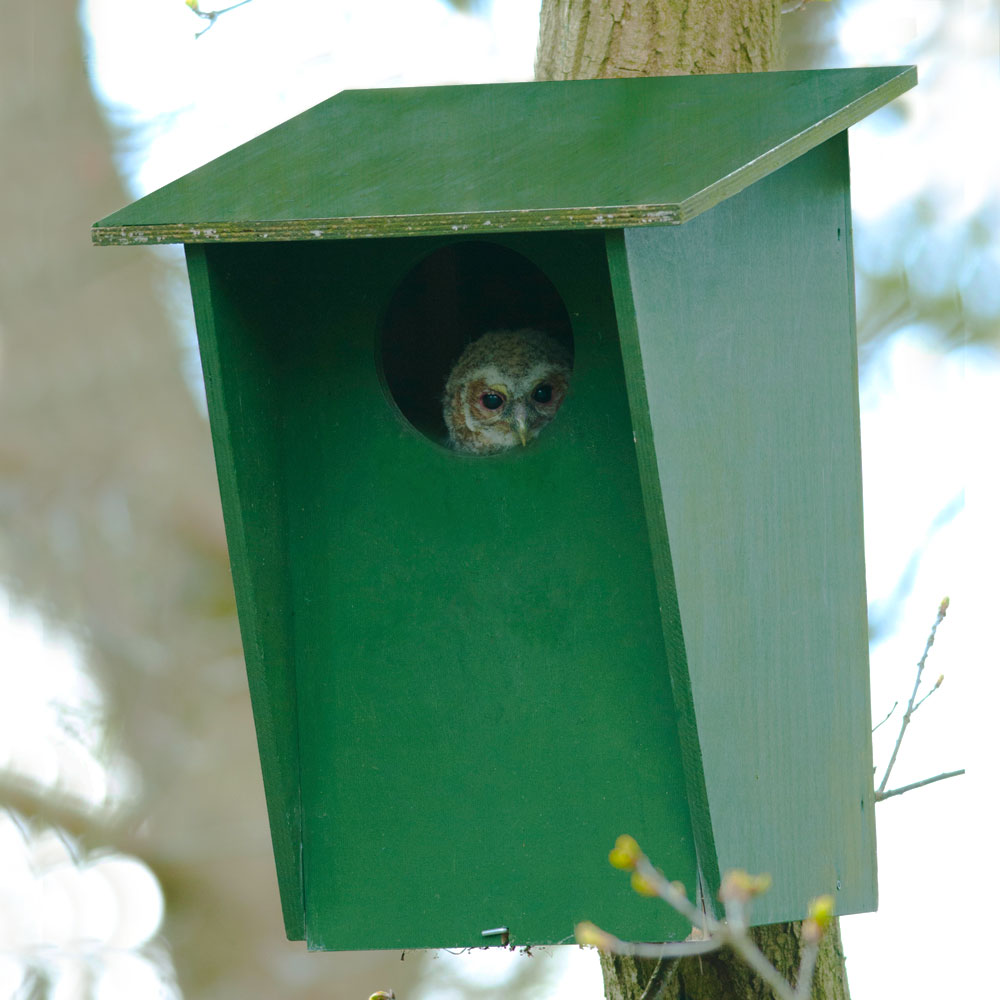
<box><xmin>244</xmin><ymin>231</ymin><xmax>701</xmax><ymax>950</ymax></box>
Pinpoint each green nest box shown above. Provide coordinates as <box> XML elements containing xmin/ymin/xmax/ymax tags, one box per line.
<box><xmin>94</xmin><ymin>66</ymin><xmax>916</xmax><ymax>951</ymax></box>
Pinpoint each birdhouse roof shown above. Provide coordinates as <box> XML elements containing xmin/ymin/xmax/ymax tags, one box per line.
<box><xmin>93</xmin><ymin>65</ymin><xmax>915</xmax><ymax>247</ymax></box>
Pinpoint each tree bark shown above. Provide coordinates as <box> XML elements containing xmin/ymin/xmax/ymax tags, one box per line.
<box><xmin>598</xmin><ymin>920</ymin><xmax>851</xmax><ymax>1000</ymax></box>
<box><xmin>536</xmin><ymin>0</ymin><xmax>782</xmax><ymax>80</ymax></box>
<box><xmin>535</xmin><ymin>4</ymin><xmax>851</xmax><ymax>999</ymax></box>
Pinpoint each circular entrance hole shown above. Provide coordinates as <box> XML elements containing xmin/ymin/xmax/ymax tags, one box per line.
<box><xmin>381</xmin><ymin>242</ymin><xmax>574</xmax><ymax>448</ymax></box>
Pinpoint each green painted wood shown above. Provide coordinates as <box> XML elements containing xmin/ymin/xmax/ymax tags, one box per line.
<box><xmin>604</xmin><ymin>232</ymin><xmax>722</xmax><ymax>915</ymax></box>
<box><xmin>113</xmin><ymin>69</ymin><xmax>895</xmax><ymax>947</ymax></box>
<box><xmin>194</xmin><ymin>232</ymin><xmax>700</xmax><ymax>950</ymax></box>
<box><xmin>185</xmin><ymin>245</ymin><xmax>305</xmax><ymax>939</ymax></box>
<box><xmin>605</xmin><ymin>134</ymin><xmax>876</xmax><ymax>924</ymax></box>
<box><xmin>92</xmin><ymin>66</ymin><xmax>915</xmax><ymax>247</ymax></box>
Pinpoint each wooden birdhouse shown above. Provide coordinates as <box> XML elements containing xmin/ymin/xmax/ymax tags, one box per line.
<box><xmin>93</xmin><ymin>66</ymin><xmax>916</xmax><ymax>951</ymax></box>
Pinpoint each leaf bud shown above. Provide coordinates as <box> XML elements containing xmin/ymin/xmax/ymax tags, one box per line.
<box><xmin>608</xmin><ymin>834</ymin><xmax>642</xmax><ymax>871</ymax></box>
<box><xmin>575</xmin><ymin>921</ymin><xmax>615</xmax><ymax>950</ymax></box>
<box><xmin>631</xmin><ymin>871</ymin><xmax>659</xmax><ymax>897</ymax></box>
<box><xmin>808</xmin><ymin>894</ymin><xmax>836</xmax><ymax>931</ymax></box>
<box><xmin>719</xmin><ymin>869</ymin><xmax>772</xmax><ymax>902</ymax></box>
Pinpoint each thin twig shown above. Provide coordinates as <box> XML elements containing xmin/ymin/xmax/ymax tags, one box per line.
<box><xmin>793</xmin><ymin>941</ymin><xmax>819</xmax><ymax>1000</ymax></box>
<box><xmin>639</xmin><ymin>957</ymin><xmax>677</xmax><ymax>1000</ymax></box>
<box><xmin>876</xmin><ymin>598</ymin><xmax>949</xmax><ymax>796</ymax></box>
<box><xmin>601</xmin><ymin>919</ymin><xmax>800</xmax><ymax>1000</ymax></box>
<box><xmin>635</xmin><ymin>857</ymin><xmax>709</xmax><ymax>931</ymax></box>
<box><xmin>600</xmin><ymin>936</ymin><xmax>721</xmax><ymax>960</ymax></box>
<box><xmin>911</xmin><ymin>680</ymin><xmax>942</xmax><ymax>714</ymax></box>
<box><xmin>595</xmin><ymin>913</ymin><xmax>813</xmax><ymax>1000</ymax></box>
<box><xmin>729</xmin><ymin>931</ymin><xmax>803</xmax><ymax>1000</ymax></box>
<box><xmin>188</xmin><ymin>0</ymin><xmax>256</xmax><ymax>38</ymax></box>
<box><xmin>190</xmin><ymin>0</ymin><xmax>255</xmax><ymax>17</ymax></box>
<box><xmin>871</xmin><ymin>700</ymin><xmax>898</xmax><ymax>733</ymax></box>
<box><xmin>631</xmin><ymin>860</ymin><xmax>800</xmax><ymax>1000</ymax></box>
<box><xmin>875</xmin><ymin>768</ymin><xmax>965</xmax><ymax>802</ymax></box>
<box><xmin>583</xmin><ymin>852</ymin><xmax>838</xmax><ymax>1000</ymax></box>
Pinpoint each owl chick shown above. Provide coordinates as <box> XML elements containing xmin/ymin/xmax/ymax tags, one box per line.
<box><xmin>443</xmin><ymin>329</ymin><xmax>572</xmax><ymax>454</ymax></box>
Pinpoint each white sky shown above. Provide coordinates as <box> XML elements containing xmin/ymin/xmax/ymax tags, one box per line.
<box><xmin>3</xmin><ymin>1</ymin><xmax>998</xmax><ymax>998</ymax></box>
<box><xmin>82</xmin><ymin>0</ymin><xmax>543</xmax><ymax>198</ymax></box>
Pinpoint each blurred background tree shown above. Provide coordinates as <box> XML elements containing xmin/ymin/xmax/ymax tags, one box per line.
<box><xmin>1</xmin><ymin>1</ymin><xmax>996</xmax><ymax>998</ymax></box>
<box><xmin>0</xmin><ymin>1</ymin><xmax>441</xmax><ymax>996</ymax></box>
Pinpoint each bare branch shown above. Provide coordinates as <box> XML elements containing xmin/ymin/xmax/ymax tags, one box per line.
<box><xmin>1</xmin><ymin>771</ymin><xmax>126</xmax><ymax>849</ymax></box>
<box><xmin>595</xmin><ymin>935</ymin><xmax>722</xmax><ymax>960</ymax></box>
<box><xmin>584</xmin><ymin>840</ymin><xmax>832</xmax><ymax>1000</ymax></box>
<box><xmin>876</xmin><ymin>597</ymin><xmax>950</xmax><ymax>796</ymax></box>
<box><xmin>0</xmin><ymin>770</ymin><xmax>167</xmax><ymax>868</ymax></box>
<box><xmin>793</xmin><ymin>942</ymin><xmax>820</xmax><ymax>1000</ymax></box>
<box><xmin>634</xmin><ymin>856</ymin><xmax>709</xmax><ymax>930</ymax></box>
<box><xmin>727</xmin><ymin>933</ymin><xmax>801</xmax><ymax>1000</ymax></box>
<box><xmin>185</xmin><ymin>0</ymin><xmax>256</xmax><ymax>39</ymax></box>
<box><xmin>912</xmin><ymin>674</ymin><xmax>944</xmax><ymax>713</ymax></box>
<box><xmin>871</xmin><ymin>700</ymin><xmax>898</xmax><ymax>733</ymax></box>
<box><xmin>875</xmin><ymin>768</ymin><xmax>966</xmax><ymax>802</ymax></box>
<box><xmin>638</xmin><ymin>957</ymin><xmax>677</xmax><ymax>1000</ymax></box>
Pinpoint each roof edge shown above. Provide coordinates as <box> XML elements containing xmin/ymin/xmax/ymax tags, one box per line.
<box><xmin>91</xmin><ymin>204</ymin><xmax>684</xmax><ymax>246</ymax></box>
<box><xmin>91</xmin><ymin>65</ymin><xmax>917</xmax><ymax>247</ymax></box>
<box><xmin>679</xmin><ymin>64</ymin><xmax>917</xmax><ymax>223</ymax></box>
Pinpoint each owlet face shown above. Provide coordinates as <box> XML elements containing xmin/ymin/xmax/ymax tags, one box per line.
<box><xmin>443</xmin><ymin>329</ymin><xmax>572</xmax><ymax>455</ymax></box>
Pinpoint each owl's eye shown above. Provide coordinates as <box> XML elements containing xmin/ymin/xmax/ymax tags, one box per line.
<box><xmin>532</xmin><ymin>383</ymin><xmax>554</xmax><ymax>404</ymax></box>
<box><xmin>481</xmin><ymin>391</ymin><xmax>505</xmax><ymax>410</ymax></box>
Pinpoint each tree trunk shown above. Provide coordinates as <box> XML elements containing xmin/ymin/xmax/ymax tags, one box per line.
<box><xmin>536</xmin><ymin>0</ymin><xmax>782</xmax><ymax>80</ymax></box>
<box><xmin>598</xmin><ymin>920</ymin><xmax>851</xmax><ymax>1000</ymax></box>
<box><xmin>535</xmin><ymin>3</ymin><xmax>851</xmax><ymax>999</ymax></box>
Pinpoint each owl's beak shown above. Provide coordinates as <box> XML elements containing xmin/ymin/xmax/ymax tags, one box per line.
<box><xmin>513</xmin><ymin>407</ymin><xmax>529</xmax><ymax>447</ymax></box>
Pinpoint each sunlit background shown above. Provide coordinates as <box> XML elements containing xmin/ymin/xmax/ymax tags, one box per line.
<box><xmin>1</xmin><ymin>0</ymin><xmax>997</xmax><ymax>998</ymax></box>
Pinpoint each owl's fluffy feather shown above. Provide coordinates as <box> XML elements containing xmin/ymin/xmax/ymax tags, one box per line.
<box><xmin>443</xmin><ymin>329</ymin><xmax>572</xmax><ymax>454</ymax></box>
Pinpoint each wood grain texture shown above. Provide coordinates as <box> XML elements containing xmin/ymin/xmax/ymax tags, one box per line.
<box><xmin>93</xmin><ymin>67</ymin><xmax>915</xmax><ymax>247</ymax></box>
<box><xmin>606</xmin><ymin>134</ymin><xmax>876</xmax><ymax>924</ymax></box>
